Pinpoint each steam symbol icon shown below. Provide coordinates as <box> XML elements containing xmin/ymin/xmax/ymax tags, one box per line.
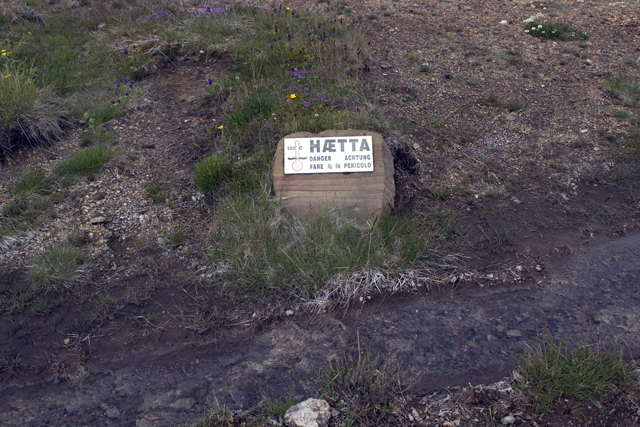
<box><xmin>287</xmin><ymin>140</ymin><xmax>307</xmax><ymax>171</ymax></box>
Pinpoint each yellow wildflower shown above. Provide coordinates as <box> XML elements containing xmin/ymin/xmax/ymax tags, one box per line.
<box><xmin>218</xmin><ymin>125</ymin><xmax>224</xmax><ymax>130</ymax></box>
<box><xmin>290</xmin><ymin>94</ymin><xmax>296</xmax><ymax>99</ymax></box>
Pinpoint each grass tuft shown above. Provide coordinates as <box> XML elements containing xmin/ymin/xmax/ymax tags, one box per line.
<box><xmin>54</xmin><ymin>144</ymin><xmax>116</xmax><ymax>176</ymax></box>
<box><xmin>28</xmin><ymin>244</ymin><xmax>84</xmax><ymax>291</ymax></box>
<box><xmin>193</xmin><ymin>154</ymin><xmax>231</xmax><ymax>194</ymax></box>
<box><xmin>11</xmin><ymin>168</ymin><xmax>50</xmax><ymax>197</ymax></box>
<box><xmin>260</xmin><ymin>389</ymin><xmax>300</xmax><ymax>418</ymax></box>
<box><xmin>0</xmin><ymin>65</ymin><xmax>66</xmax><ymax>155</ymax></box>
<box><xmin>603</xmin><ymin>77</ymin><xmax>640</xmax><ymax>107</ymax></box>
<box><xmin>517</xmin><ymin>338</ymin><xmax>637</xmax><ymax>413</ymax></box>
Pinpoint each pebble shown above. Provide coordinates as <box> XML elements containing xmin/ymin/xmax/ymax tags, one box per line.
<box><xmin>443</xmin><ymin>422</ymin><xmax>454</xmax><ymax>427</ymax></box>
<box><xmin>169</xmin><ymin>397</ymin><xmax>196</xmax><ymax>411</ymax></box>
<box><xmin>106</xmin><ymin>407</ymin><xmax>120</xmax><ymax>418</ymax></box>
<box><xmin>90</xmin><ymin>216</ymin><xmax>107</xmax><ymax>224</ymax></box>
<box><xmin>502</xmin><ymin>415</ymin><xmax>516</xmax><ymax>425</ymax></box>
<box><xmin>285</xmin><ymin>310</ymin><xmax>294</xmax><ymax>316</ymax></box>
<box><xmin>506</xmin><ymin>329</ymin><xmax>522</xmax><ymax>338</ymax></box>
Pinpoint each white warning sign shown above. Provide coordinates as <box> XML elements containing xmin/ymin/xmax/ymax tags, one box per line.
<box><xmin>284</xmin><ymin>136</ymin><xmax>374</xmax><ymax>174</ymax></box>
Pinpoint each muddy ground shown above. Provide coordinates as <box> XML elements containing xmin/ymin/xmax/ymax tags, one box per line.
<box><xmin>1</xmin><ymin>0</ymin><xmax>640</xmax><ymax>425</ymax></box>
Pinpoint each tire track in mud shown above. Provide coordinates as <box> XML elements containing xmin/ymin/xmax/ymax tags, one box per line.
<box><xmin>1</xmin><ymin>233</ymin><xmax>639</xmax><ymax>426</ymax></box>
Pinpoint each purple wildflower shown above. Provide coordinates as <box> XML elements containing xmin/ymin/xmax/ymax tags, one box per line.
<box><xmin>287</xmin><ymin>33</ymin><xmax>292</xmax><ymax>40</ymax></box>
<box><xmin>270</xmin><ymin>45</ymin><xmax>274</xmax><ymax>48</ymax></box>
<box><xmin>124</xmin><ymin>78</ymin><xmax>129</xmax><ymax>82</ymax></box>
<box><xmin>117</xmin><ymin>99</ymin><xmax>121</xmax><ymax>103</ymax></box>
<box><xmin>125</xmin><ymin>92</ymin><xmax>129</xmax><ymax>96</ymax></box>
<box><xmin>116</xmin><ymin>83</ymin><xmax>120</xmax><ymax>87</ymax></box>
<box><xmin>124</xmin><ymin>48</ymin><xmax>128</xmax><ymax>55</ymax></box>
<box><xmin>303</xmin><ymin>101</ymin><xmax>309</xmax><ymax>108</ymax></box>
<box><xmin>207</xmin><ymin>79</ymin><xmax>213</xmax><ymax>85</ymax></box>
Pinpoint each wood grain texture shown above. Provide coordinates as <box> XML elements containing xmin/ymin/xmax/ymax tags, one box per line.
<box><xmin>271</xmin><ymin>129</ymin><xmax>395</xmax><ymax>218</ymax></box>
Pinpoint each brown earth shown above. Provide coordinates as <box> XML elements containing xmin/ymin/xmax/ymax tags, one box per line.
<box><xmin>1</xmin><ymin>0</ymin><xmax>640</xmax><ymax>426</ymax></box>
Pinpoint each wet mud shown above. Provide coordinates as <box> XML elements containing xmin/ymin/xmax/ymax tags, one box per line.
<box><xmin>1</xmin><ymin>233</ymin><xmax>639</xmax><ymax>426</ymax></box>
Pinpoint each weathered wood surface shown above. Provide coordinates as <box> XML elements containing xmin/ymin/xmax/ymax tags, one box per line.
<box><xmin>271</xmin><ymin>129</ymin><xmax>395</xmax><ymax>218</ymax></box>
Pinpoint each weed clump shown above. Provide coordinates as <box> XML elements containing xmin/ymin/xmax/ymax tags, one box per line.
<box><xmin>193</xmin><ymin>154</ymin><xmax>230</xmax><ymax>194</ymax></box>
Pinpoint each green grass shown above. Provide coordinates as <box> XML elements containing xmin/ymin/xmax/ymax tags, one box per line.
<box><xmin>517</xmin><ymin>339</ymin><xmax>637</xmax><ymax>413</ymax></box>
<box><xmin>193</xmin><ymin>154</ymin><xmax>231</xmax><ymax>194</ymax></box>
<box><xmin>147</xmin><ymin>184</ymin><xmax>167</xmax><ymax>204</ymax></box>
<box><xmin>614</xmin><ymin>110</ymin><xmax>633</xmax><ymax>120</ymax></box>
<box><xmin>28</xmin><ymin>244</ymin><xmax>84</xmax><ymax>291</ymax></box>
<box><xmin>11</xmin><ymin>168</ymin><xmax>50</xmax><ymax>197</ymax></box>
<box><xmin>54</xmin><ymin>144</ymin><xmax>116</xmax><ymax>176</ymax></box>
<box><xmin>525</xmin><ymin>22</ymin><xmax>586</xmax><ymax>41</ymax></box>
<box><xmin>260</xmin><ymin>389</ymin><xmax>300</xmax><ymax>418</ymax></box>
<box><xmin>207</xmin><ymin>189</ymin><xmax>461</xmax><ymax>296</ymax></box>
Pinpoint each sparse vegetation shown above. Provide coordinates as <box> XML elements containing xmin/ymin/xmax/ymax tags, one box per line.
<box><xmin>317</xmin><ymin>349</ymin><xmax>410</xmax><ymax>426</ymax></box>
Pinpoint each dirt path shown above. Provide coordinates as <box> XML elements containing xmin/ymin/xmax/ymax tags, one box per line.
<box><xmin>1</xmin><ymin>232</ymin><xmax>638</xmax><ymax>426</ymax></box>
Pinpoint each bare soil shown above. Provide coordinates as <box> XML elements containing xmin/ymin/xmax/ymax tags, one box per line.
<box><xmin>1</xmin><ymin>0</ymin><xmax>640</xmax><ymax>426</ymax></box>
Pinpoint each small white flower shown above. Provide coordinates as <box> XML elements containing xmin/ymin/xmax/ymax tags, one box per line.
<box><xmin>525</xmin><ymin>30</ymin><xmax>530</xmax><ymax>33</ymax></box>
<box><xmin>314</xmin><ymin>113</ymin><xmax>319</xmax><ymax>117</ymax></box>
<box><xmin>538</xmin><ymin>24</ymin><xmax>543</xmax><ymax>28</ymax></box>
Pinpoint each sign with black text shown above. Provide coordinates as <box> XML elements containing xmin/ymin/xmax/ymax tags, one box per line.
<box><xmin>283</xmin><ymin>136</ymin><xmax>374</xmax><ymax>174</ymax></box>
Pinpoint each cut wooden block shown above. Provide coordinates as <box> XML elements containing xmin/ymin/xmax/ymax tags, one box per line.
<box><xmin>271</xmin><ymin>129</ymin><xmax>395</xmax><ymax>218</ymax></box>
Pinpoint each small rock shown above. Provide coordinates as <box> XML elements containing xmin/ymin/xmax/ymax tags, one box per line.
<box><xmin>157</xmin><ymin>237</ymin><xmax>165</xmax><ymax>245</ymax></box>
<box><xmin>502</xmin><ymin>415</ymin><xmax>516</xmax><ymax>425</ymax></box>
<box><xmin>515</xmin><ymin>265</ymin><xmax>523</xmax><ymax>272</ymax></box>
<box><xmin>500</xmin><ymin>20</ymin><xmax>508</xmax><ymax>25</ymax></box>
<box><xmin>284</xmin><ymin>398</ymin><xmax>331</xmax><ymax>427</ymax></box>
<box><xmin>559</xmin><ymin>193</ymin><xmax>569</xmax><ymax>201</ymax></box>
<box><xmin>506</xmin><ymin>329</ymin><xmax>522</xmax><ymax>338</ymax></box>
<box><xmin>496</xmin><ymin>325</ymin><xmax>505</xmax><ymax>333</ymax></box>
<box><xmin>106</xmin><ymin>407</ymin><xmax>120</xmax><ymax>418</ymax></box>
<box><xmin>286</xmin><ymin>309</ymin><xmax>294</xmax><ymax>316</ymax></box>
<box><xmin>90</xmin><ymin>216</ymin><xmax>107</xmax><ymax>224</ymax></box>
<box><xmin>169</xmin><ymin>397</ymin><xmax>196</xmax><ymax>411</ymax></box>
<box><xmin>443</xmin><ymin>422</ymin><xmax>454</xmax><ymax>427</ymax></box>
<box><xmin>535</xmin><ymin>265</ymin><xmax>542</xmax><ymax>272</ymax></box>
<box><xmin>505</xmin><ymin>113</ymin><xmax>516</xmax><ymax>122</ymax></box>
